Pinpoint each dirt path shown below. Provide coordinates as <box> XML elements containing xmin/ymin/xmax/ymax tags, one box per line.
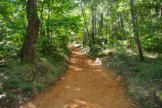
<box><xmin>23</xmin><ymin>46</ymin><xmax>132</xmax><ymax>108</ymax></box>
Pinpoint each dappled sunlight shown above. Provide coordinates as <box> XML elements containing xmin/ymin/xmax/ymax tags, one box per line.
<box><xmin>101</xmin><ymin>73</ymin><xmax>107</xmax><ymax>77</ymax></box>
<box><xmin>61</xmin><ymin>77</ymin><xmax>65</xmax><ymax>80</ymax></box>
<box><xmin>22</xmin><ymin>47</ymin><xmax>132</xmax><ymax>108</ymax></box>
<box><xmin>64</xmin><ymin>85</ymin><xmax>81</xmax><ymax>92</ymax></box>
<box><xmin>70</xmin><ymin>58</ymin><xmax>82</xmax><ymax>64</ymax></box>
<box><xmin>72</xmin><ymin>51</ymin><xmax>85</xmax><ymax>55</ymax></box>
<box><xmin>95</xmin><ymin>58</ymin><xmax>102</xmax><ymax>65</ymax></box>
<box><xmin>65</xmin><ymin>85</ymin><xmax>72</xmax><ymax>89</ymax></box>
<box><xmin>72</xmin><ymin>44</ymin><xmax>81</xmax><ymax>48</ymax></box>
<box><xmin>0</xmin><ymin>94</ymin><xmax>6</xmax><ymax>99</ymax></box>
<box><xmin>76</xmin><ymin>88</ymin><xmax>81</xmax><ymax>91</ymax></box>
<box><xmin>95</xmin><ymin>69</ymin><xmax>102</xmax><ymax>72</ymax></box>
<box><xmin>69</xmin><ymin>65</ymin><xmax>83</xmax><ymax>71</ymax></box>
<box><xmin>21</xmin><ymin>102</ymin><xmax>36</xmax><ymax>108</ymax></box>
<box><xmin>1</xmin><ymin>0</ymin><xmax>160</xmax><ymax>107</ymax></box>
<box><xmin>87</xmin><ymin>59</ymin><xmax>101</xmax><ymax>66</ymax></box>
<box><xmin>63</xmin><ymin>99</ymin><xmax>102</xmax><ymax>108</ymax></box>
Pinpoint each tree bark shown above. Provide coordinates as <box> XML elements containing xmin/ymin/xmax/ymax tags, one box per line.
<box><xmin>130</xmin><ymin>0</ymin><xmax>144</xmax><ymax>61</ymax></box>
<box><xmin>120</xmin><ymin>12</ymin><xmax>125</xmax><ymax>39</ymax></box>
<box><xmin>80</xmin><ymin>1</ymin><xmax>89</xmax><ymax>35</ymax></box>
<box><xmin>21</xmin><ymin>0</ymin><xmax>40</xmax><ymax>63</ymax></box>
<box><xmin>40</xmin><ymin>0</ymin><xmax>45</xmax><ymax>36</ymax></box>
<box><xmin>99</xmin><ymin>13</ymin><xmax>103</xmax><ymax>36</ymax></box>
<box><xmin>80</xmin><ymin>1</ymin><xmax>89</xmax><ymax>46</ymax></box>
<box><xmin>91</xmin><ymin>4</ymin><xmax>96</xmax><ymax>45</ymax></box>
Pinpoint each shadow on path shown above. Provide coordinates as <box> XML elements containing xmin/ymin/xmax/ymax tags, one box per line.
<box><xmin>22</xmin><ymin>46</ymin><xmax>132</xmax><ymax>108</ymax></box>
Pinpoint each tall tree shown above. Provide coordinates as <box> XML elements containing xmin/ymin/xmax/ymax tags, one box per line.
<box><xmin>91</xmin><ymin>1</ymin><xmax>96</xmax><ymax>45</ymax></box>
<box><xmin>130</xmin><ymin>0</ymin><xmax>144</xmax><ymax>61</ymax></box>
<box><xmin>80</xmin><ymin>1</ymin><xmax>89</xmax><ymax>35</ymax></box>
<box><xmin>21</xmin><ymin>0</ymin><xmax>40</xmax><ymax>63</ymax></box>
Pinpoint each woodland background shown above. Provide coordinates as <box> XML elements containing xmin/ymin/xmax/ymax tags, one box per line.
<box><xmin>0</xmin><ymin>0</ymin><xmax>162</xmax><ymax>108</ymax></box>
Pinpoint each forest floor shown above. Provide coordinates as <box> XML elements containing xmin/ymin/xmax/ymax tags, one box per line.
<box><xmin>22</xmin><ymin>46</ymin><xmax>133</xmax><ymax>108</ymax></box>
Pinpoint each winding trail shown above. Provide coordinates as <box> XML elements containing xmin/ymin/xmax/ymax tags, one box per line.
<box><xmin>23</xmin><ymin>46</ymin><xmax>132</xmax><ymax>108</ymax></box>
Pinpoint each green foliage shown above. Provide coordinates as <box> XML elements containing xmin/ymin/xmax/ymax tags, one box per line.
<box><xmin>141</xmin><ymin>33</ymin><xmax>162</xmax><ymax>54</ymax></box>
<box><xmin>0</xmin><ymin>0</ymin><xmax>161</xmax><ymax>107</ymax></box>
<box><xmin>20</xmin><ymin>83</ymin><xmax>32</xmax><ymax>92</ymax></box>
<box><xmin>0</xmin><ymin>0</ymin><xmax>80</xmax><ymax>59</ymax></box>
<box><xmin>0</xmin><ymin>0</ymin><xmax>26</xmax><ymax>59</ymax></box>
<box><xmin>88</xmin><ymin>45</ymin><xmax>105</xmax><ymax>58</ymax></box>
<box><xmin>1</xmin><ymin>49</ymin><xmax>69</xmax><ymax>107</ymax></box>
<box><xmin>3</xmin><ymin>78</ymin><xmax>19</xmax><ymax>89</ymax></box>
<box><xmin>103</xmin><ymin>50</ymin><xmax>162</xmax><ymax>108</ymax></box>
<box><xmin>80</xmin><ymin>0</ymin><xmax>161</xmax><ymax>57</ymax></box>
<box><xmin>35</xmin><ymin>83</ymin><xmax>44</xmax><ymax>91</ymax></box>
<box><xmin>0</xmin><ymin>93</ymin><xmax>19</xmax><ymax>108</ymax></box>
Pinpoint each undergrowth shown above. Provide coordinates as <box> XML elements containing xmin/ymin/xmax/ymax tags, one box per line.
<box><xmin>0</xmin><ymin>48</ymin><xmax>70</xmax><ymax>108</ymax></box>
<box><xmin>103</xmin><ymin>52</ymin><xmax>162</xmax><ymax>108</ymax></box>
<box><xmin>85</xmin><ymin>44</ymin><xmax>162</xmax><ymax>108</ymax></box>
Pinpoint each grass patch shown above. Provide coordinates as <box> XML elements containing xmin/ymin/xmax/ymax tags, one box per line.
<box><xmin>0</xmin><ymin>47</ymin><xmax>70</xmax><ymax>108</ymax></box>
<box><xmin>103</xmin><ymin>50</ymin><xmax>162</xmax><ymax>108</ymax></box>
<box><xmin>81</xmin><ymin>43</ymin><xmax>162</xmax><ymax>107</ymax></box>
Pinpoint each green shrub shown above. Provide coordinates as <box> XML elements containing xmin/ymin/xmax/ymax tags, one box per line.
<box><xmin>1</xmin><ymin>48</ymin><xmax>69</xmax><ymax>108</ymax></box>
<box><xmin>20</xmin><ymin>83</ymin><xmax>32</xmax><ymax>92</ymax></box>
<box><xmin>103</xmin><ymin>51</ymin><xmax>162</xmax><ymax>108</ymax></box>
<box><xmin>35</xmin><ymin>83</ymin><xmax>44</xmax><ymax>91</ymax></box>
<box><xmin>88</xmin><ymin>45</ymin><xmax>105</xmax><ymax>58</ymax></box>
<box><xmin>3</xmin><ymin>77</ymin><xmax>19</xmax><ymax>90</ymax></box>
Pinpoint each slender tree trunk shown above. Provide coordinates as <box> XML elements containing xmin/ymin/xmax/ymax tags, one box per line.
<box><xmin>99</xmin><ymin>0</ymin><xmax>104</xmax><ymax>37</ymax></box>
<box><xmin>40</xmin><ymin>0</ymin><xmax>45</xmax><ymax>36</ymax></box>
<box><xmin>120</xmin><ymin>12</ymin><xmax>125</xmax><ymax>39</ymax></box>
<box><xmin>21</xmin><ymin>0</ymin><xmax>40</xmax><ymax>63</ymax></box>
<box><xmin>80</xmin><ymin>1</ymin><xmax>89</xmax><ymax>35</ymax></box>
<box><xmin>99</xmin><ymin>13</ymin><xmax>103</xmax><ymax>36</ymax></box>
<box><xmin>93</xmin><ymin>13</ymin><xmax>96</xmax><ymax>44</ymax></box>
<box><xmin>47</xmin><ymin>2</ymin><xmax>50</xmax><ymax>38</ymax></box>
<box><xmin>130</xmin><ymin>0</ymin><xmax>144</xmax><ymax>61</ymax></box>
<box><xmin>80</xmin><ymin>1</ymin><xmax>89</xmax><ymax>46</ymax></box>
<box><xmin>91</xmin><ymin>3</ymin><xmax>97</xmax><ymax>45</ymax></box>
<box><xmin>91</xmin><ymin>6</ymin><xmax>95</xmax><ymax>45</ymax></box>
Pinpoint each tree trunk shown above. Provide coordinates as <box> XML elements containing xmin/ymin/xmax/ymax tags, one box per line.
<box><xmin>21</xmin><ymin>0</ymin><xmax>40</xmax><ymax>63</ymax></box>
<box><xmin>130</xmin><ymin>0</ymin><xmax>144</xmax><ymax>61</ymax></box>
<box><xmin>40</xmin><ymin>0</ymin><xmax>45</xmax><ymax>36</ymax></box>
<box><xmin>120</xmin><ymin>12</ymin><xmax>125</xmax><ymax>39</ymax></box>
<box><xmin>91</xmin><ymin>5</ymin><xmax>96</xmax><ymax>45</ymax></box>
<box><xmin>80</xmin><ymin>1</ymin><xmax>89</xmax><ymax>35</ymax></box>
<box><xmin>99</xmin><ymin>13</ymin><xmax>103</xmax><ymax>36</ymax></box>
<box><xmin>80</xmin><ymin>1</ymin><xmax>89</xmax><ymax>46</ymax></box>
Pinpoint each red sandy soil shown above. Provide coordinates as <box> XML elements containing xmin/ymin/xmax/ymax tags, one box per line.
<box><xmin>22</xmin><ymin>46</ymin><xmax>133</xmax><ymax>108</ymax></box>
